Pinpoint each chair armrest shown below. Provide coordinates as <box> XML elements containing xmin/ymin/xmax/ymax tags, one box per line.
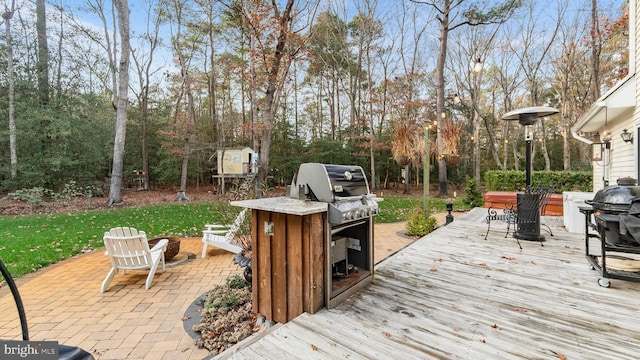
<box><xmin>204</xmin><ymin>224</ymin><xmax>228</xmax><ymax>231</ymax></box>
<box><xmin>203</xmin><ymin>230</ymin><xmax>228</xmax><ymax>235</ymax></box>
<box><xmin>149</xmin><ymin>239</ymin><xmax>169</xmax><ymax>252</ymax></box>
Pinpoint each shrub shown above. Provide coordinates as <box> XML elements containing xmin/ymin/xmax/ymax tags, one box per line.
<box><xmin>406</xmin><ymin>208</ymin><xmax>438</xmax><ymax>236</ymax></box>
<box><xmin>483</xmin><ymin>170</ymin><xmax>592</xmax><ymax>192</ymax></box>
<box><xmin>462</xmin><ymin>176</ymin><xmax>483</xmax><ymax>207</ymax></box>
<box><xmin>7</xmin><ymin>187</ymin><xmax>49</xmax><ymax>207</ymax></box>
<box><xmin>226</xmin><ymin>274</ymin><xmax>249</xmax><ymax>289</ymax></box>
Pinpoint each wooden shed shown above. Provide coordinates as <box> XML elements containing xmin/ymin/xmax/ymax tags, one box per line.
<box><xmin>215</xmin><ymin>147</ymin><xmax>257</xmax><ymax>177</ymax></box>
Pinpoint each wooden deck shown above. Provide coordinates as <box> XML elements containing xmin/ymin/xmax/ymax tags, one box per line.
<box><xmin>217</xmin><ymin>208</ymin><xmax>640</xmax><ymax>360</ymax></box>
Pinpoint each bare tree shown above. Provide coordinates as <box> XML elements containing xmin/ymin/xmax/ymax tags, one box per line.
<box><xmin>395</xmin><ymin>2</ymin><xmax>429</xmax><ymax>194</ymax></box>
<box><xmin>131</xmin><ymin>0</ymin><xmax>163</xmax><ymax>191</ymax></box>
<box><xmin>353</xmin><ymin>0</ymin><xmax>384</xmax><ymax>191</ymax></box>
<box><xmin>590</xmin><ymin>0</ymin><xmax>601</xmax><ymax>100</ymax></box>
<box><xmin>163</xmin><ymin>0</ymin><xmax>200</xmax><ymax>201</ymax></box>
<box><xmin>449</xmin><ymin>24</ymin><xmax>504</xmax><ymax>182</ymax></box>
<box><xmin>509</xmin><ymin>0</ymin><xmax>564</xmax><ymax>172</ymax></box>
<box><xmin>107</xmin><ymin>0</ymin><xmax>131</xmax><ymax>205</ymax></box>
<box><xmin>412</xmin><ymin>0</ymin><xmax>520</xmax><ymax>195</ymax></box>
<box><xmin>553</xmin><ymin>8</ymin><xmax>589</xmax><ymax>170</ymax></box>
<box><xmin>2</xmin><ymin>0</ymin><xmax>17</xmax><ymax>178</ymax></box>
<box><xmin>241</xmin><ymin>0</ymin><xmax>309</xmax><ymax>197</ymax></box>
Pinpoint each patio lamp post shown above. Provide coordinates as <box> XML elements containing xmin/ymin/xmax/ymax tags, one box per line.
<box><xmin>423</xmin><ymin>121</ymin><xmax>432</xmax><ymax>214</ymax></box>
<box><xmin>501</xmin><ymin>106</ymin><xmax>559</xmax><ymax>241</ymax></box>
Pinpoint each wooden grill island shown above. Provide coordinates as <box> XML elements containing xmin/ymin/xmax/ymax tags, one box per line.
<box><xmin>231</xmin><ymin>163</ymin><xmax>380</xmax><ymax>324</ymax></box>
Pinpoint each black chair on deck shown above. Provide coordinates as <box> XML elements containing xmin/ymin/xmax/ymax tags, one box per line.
<box><xmin>485</xmin><ymin>184</ymin><xmax>555</xmax><ymax>249</ymax></box>
<box><xmin>512</xmin><ymin>184</ymin><xmax>555</xmax><ymax>249</ymax></box>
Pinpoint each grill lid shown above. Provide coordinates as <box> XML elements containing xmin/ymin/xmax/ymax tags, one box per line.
<box><xmin>588</xmin><ymin>185</ymin><xmax>640</xmax><ymax>212</ymax></box>
<box><xmin>286</xmin><ymin>163</ymin><xmax>380</xmax><ymax>224</ymax></box>
<box><xmin>287</xmin><ymin>163</ymin><xmax>370</xmax><ymax>203</ymax></box>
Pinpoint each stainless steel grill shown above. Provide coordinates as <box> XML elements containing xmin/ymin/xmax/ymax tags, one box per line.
<box><xmin>287</xmin><ymin>163</ymin><xmax>379</xmax><ymax>225</ymax></box>
<box><xmin>287</xmin><ymin>162</ymin><xmax>379</xmax><ymax>307</ymax></box>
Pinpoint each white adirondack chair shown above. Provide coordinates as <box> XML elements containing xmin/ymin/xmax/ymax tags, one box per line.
<box><xmin>201</xmin><ymin>209</ymin><xmax>247</xmax><ymax>257</ymax></box>
<box><xmin>101</xmin><ymin>227</ymin><xmax>168</xmax><ymax>293</ymax></box>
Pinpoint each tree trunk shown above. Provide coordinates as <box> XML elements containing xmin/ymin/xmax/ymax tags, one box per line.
<box><xmin>541</xmin><ymin>122</ymin><xmax>551</xmax><ymax>170</ymax></box>
<box><xmin>108</xmin><ymin>0</ymin><xmax>130</xmax><ymax>206</ymax></box>
<box><xmin>591</xmin><ymin>0</ymin><xmax>601</xmax><ymax>101</ymax></box>
<box><xmin>250</xmin><ymin>32</ymin><xmax>259</xmax><ymax>151</ymax></box>
<box><xmin>177</xmin><ymin>71</ymin><xmax>196</xmax><ymax>201</ymax></box>
<box><xmin>473</xmin><ymin>109</ymin><xmax>481</xmax><ymax>183</ymax></box>
<box><xmin>3</xmin><ymin>6</ymin><xmax>17</xmax><ymax>178</ymax></box>
<box><xmin>435</xmin><ymin>0</ymin><xmax>450</xmax><ymax>196</ymax></box>
<box><xmin>138</xmin><ymin>2</ymin><xmax>161</xmax><ymax>192</ymax></box>
<box><xmin>36</xmin><ymin>0</ymin><xmax>49</xmax><ymax>105</ymax></box>
<box><xmin>404</xmin><ymin>164</ymin><xmax>410</xmax><ymax>194</ymax></box>
<box><xmin>254</xmin><ymin>0</ymin><xmax>296</xmax><ymax>198</ymax></box>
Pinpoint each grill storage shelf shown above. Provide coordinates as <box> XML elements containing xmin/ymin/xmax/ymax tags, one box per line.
<box><xmin>581</xmin><ymin>205</ymin><xmax>640</xmax><ymax>288</ymax></box>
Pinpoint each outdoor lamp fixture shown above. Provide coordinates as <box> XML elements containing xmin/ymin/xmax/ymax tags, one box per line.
<box><xmin>473</xmin><ymin>58</ymin><xmax>484</xmax><ymax>73</ymax></box>
<box><xmin>501</xmin><ymin>106</ymin><xmax>560</xmax><ymax>187</ymax></box>
<box><xmin>621</xmin><ymin>129</ymin><xmax>634</xmax><ymax>144</ymax></box>
<box><xmin>592</xmin><ymin>138</ymin><xmax>611</xmax><ymax>164</ymax></box>
<box><xmin>502</xmin><ymin>106</ymin><xmax>559</xmax><ymax>242</ymax></box>
<box><xmin>423</xmin><ymin>121</ymin><xmax>432</xmax><ymax>213</ymax></box>
<box><xmin>591</xmin><ymin>133</ymin><xmax>603</xmax><ymax>161</ymax></box>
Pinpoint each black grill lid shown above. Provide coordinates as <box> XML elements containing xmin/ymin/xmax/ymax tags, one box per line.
<box><xmin>589</xmin><ymin>185</ymin><xmax>640</xmax><ymax>211</ymax></box>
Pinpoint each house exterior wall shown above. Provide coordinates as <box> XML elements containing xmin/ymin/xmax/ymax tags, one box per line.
<box><xmin>634</xmin><ymin>0</ymin><xmax>640</xmax><ymax>183</ymax></box>
<box><xmin>591</xmin><ymin>0</ymin><xmax>638</xmax><ymax>190</ymax></box>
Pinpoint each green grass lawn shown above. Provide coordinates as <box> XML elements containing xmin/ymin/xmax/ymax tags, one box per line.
<box><xmin>0</xmin><ymin>196</ymin><xmax>471</xmax><ymax>281</ymax></box>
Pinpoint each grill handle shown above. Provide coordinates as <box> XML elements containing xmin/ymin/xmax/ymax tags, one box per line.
<box><xmin>334</xmin><ymin>194</ymin><xmax>378</xmax><ymax>203</ymax></box>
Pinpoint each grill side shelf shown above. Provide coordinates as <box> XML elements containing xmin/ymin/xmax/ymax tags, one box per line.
<box><xmin>583</xmin><ymin>206</ymin><xmax>640</xmax><ymax>287</ymax></box>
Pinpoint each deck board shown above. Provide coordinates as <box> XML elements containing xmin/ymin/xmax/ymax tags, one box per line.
<box><xmin>218</xmin><ymin>208</ymin><xmax>640</xmax><ymax>360</ymax></box>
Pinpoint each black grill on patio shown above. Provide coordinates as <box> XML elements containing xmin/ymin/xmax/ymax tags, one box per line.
<box><xmin>583</xmin><ymin>179</ymin><xmax>640</xmax><ymax>287</ymax></box>
<box><xmin>588</xmin><ymin>183</ymin><xmax>640</xmax><ymax>247</ymax></box>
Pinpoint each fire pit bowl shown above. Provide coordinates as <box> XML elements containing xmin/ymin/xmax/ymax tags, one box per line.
<box><xmin>148</xmin><ymin>237</ymin><xmax>181</xmax><ymax>260</ymax></box>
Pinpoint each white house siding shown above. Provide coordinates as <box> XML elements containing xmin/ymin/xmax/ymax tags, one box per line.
<box><xmin>633</xmin><ymin>0</ymin><xmax>640</xmax><ymax>185</ymax></box>
<box><xmin>634</xmin><ymin>0</ymin><xmax>640</xmax><ymax>184</ymax></box>
<box><xmin>591</xmin><ymin>0</ymin><xmax>638</xmax><ymax>190</ymax></box>
<box><xmin>610</xmin><ymin>123</ymin><xmax>636</xmax><ymax>181</ymax></box>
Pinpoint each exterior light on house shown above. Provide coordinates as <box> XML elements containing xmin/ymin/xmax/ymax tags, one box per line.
<box><xmin>591</xmin><ymin>132</ymin><xmax>611</xmax><ymax>164</ymax></box>
<box><xmin>621</xmin><ymin>129</ymin><xmax>634</xmax><ymax>144</ymax></box>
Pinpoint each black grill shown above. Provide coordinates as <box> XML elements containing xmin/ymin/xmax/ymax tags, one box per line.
<box><xmin>588</xmin><ymin>181</ymin><xmax>640</xmax><ymax>247</ymax></box>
